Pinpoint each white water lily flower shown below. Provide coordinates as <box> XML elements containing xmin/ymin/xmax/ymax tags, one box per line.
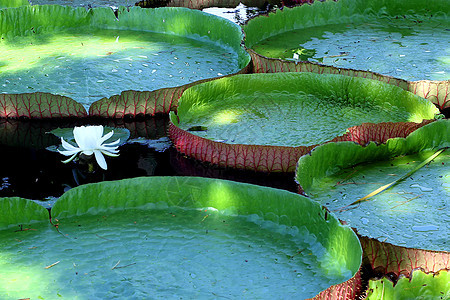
<box><xmin>58</xmin><ymin>125</ymin><xmax>120</xmax><ymax>170</ymax></box>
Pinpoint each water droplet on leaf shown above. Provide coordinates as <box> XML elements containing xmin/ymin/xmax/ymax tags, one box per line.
<box><xmin>410</xmin><ymin>184</ymin><xmax>433</xmax><ymax>192</ymax></box>
<box><xmin>411</xmin><ymin>225</ymin><xmax>439</xmax><ymax>232</ymax></box>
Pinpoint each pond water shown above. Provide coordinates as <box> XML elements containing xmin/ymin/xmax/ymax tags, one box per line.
<box><xmin>0</xmin><ymin>118</ymin><xmax>297</xmax><ymax>202</ymax></box>
<box><xmin>0</xmin><ymin>2</ymin><xmax>281</xmax><ymax>203</ymax></box>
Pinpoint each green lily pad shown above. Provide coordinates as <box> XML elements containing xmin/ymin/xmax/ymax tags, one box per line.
<box><xmin>171</xmin><ymin>72</ymin><xmax>437</xmax><ymax>147</ymax></box>
<box><xmin>0</xmin><ymin>0</ymin><xmax>29</xmax><ymax>8</ymax></box>
<box><xmin>0</xmin><ymin>5</ymin><xmax>249</xmax><ymax>111</ymax></box>
<box><xmin>243</xmin><ymin>0</ymin><xmax>450</xmax><ymax>110</ymax></box>
<box><xmin>245</xmin><ymin>0</ymin><xmax>449</xmax><ymax>82</ymax></box>
<box><xmin>295</xmin><ymin>120</ymin><xmax>450</xmax><ymax>251</ymax></box>
<box><xmin>0</xmin><ymin>177</ymin><xmax>361</xmax><ymax>299</ymax></box>
<box><xmin>29</xmin><ymin>0</ymin><xmax>136</xmax><ymax>7</ymax></box>
<box><xmin>0</xmin><ymin>197</ymin><xmax>49</xmax><ymax>230</ymax></box>
<box><xmin>366</xmin><ymin>269</ymin><xmax>449</xmax><ymax>299</ymax></box>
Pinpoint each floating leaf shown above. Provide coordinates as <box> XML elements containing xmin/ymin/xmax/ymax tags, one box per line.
<box><xmin>0</xmin><ymin>5</ymin><xmax>250</xmax><ymax>116</ymax></box>
<box><xmin>170</xmin><ymin>72</ymin><xmax>438</xmax><ymax>172</ymax></box>
<box><xmin>0</xmin><ymin>177</ymin><xmax>361</xmax><ymax>299</ymax></box>
<box><xmin>360</xmin><ymin>236</ymin><xmax>449</xmax><ymax>277</ymax></box>
<box><xmin>0</xmin><ymin>197</ymin><xmax>48</xmax><ymax>230</ymax></box>
<box><xmin>348</xmin><ymin>147</ymin><xmax>446</xmax><ymax>207</ymax></box>
<box><xmin>366</xmin><ymin>269</ymin><xmax>449</xmax><ymax>299</ymax></box>
<box><xmin>243</xmin><ymin>0</ymin><xmax>450</xmax><ymax>109</ymax></box>
<box><xmin>296</xmin><ymin>120</ymin><xmax>449</xmax><ymax>252</ymax></box>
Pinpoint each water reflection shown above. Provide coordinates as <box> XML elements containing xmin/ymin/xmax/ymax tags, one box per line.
<box><xmin>0</xmin><ymin>117</ymin><xmax>297</xmax><ymax>201</ymax></box>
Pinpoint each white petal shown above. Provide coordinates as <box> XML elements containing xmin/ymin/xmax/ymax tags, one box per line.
<box><xmin>94</xmin><ymin>150</ymin><xmax>107</xmax><ymax>170</ymax></box>
<box><xmin>93</xmin><ymin>125</ymin><xmax>104</xmax><ymax>138</ymax></box>
<box><xmin>61</xmin><ymin>137</ymin><xmax>80</xmax><ymax>152</ymax></box>
<box><xmin>98</xmin><ymin>130</ymin><xmax>114</xmax><ymax>145</ymax></box>
<box><xmin>102</xmin><ymin>138</ymin><xmax>121</xmax><ymax>147</ymax></box>
<box><xmin>58</xmin><ymin>149</ymin><xmax>80</xmax><ymax>156</ymax></box>
<box><xmin>61</xmin><ymin>153</ymin><xmax>78</xmax><ymax>164</ymax></box>
<box><xmin>73</xmin><ymin>126</ymin><xmax>89</xmax><ymax>149</ymax></box>
<box><xmin>74</xmin><ymin>126</ymin><xmax>104</xmax><ymax>150</ymax></box>
<box><xmin>98</xmin><ymin>144</ymin><xmax>119</xmax><ymax>153</ymax></box>
<box><xmin>101</xmin><ymin>149</ymin><xmax>120</xmax><ymax>157</ymax></box>
<box><xmin>81</xmin><ymin>150</ymin><xmax>94</xmax><ymax>156</ymax></box>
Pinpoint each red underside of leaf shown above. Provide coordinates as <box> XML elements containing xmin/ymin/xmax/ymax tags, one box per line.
<box><xmin>310</xmin><ymin>268</ymin><xmax>362</xmax><ymax>300</ymax></box>
<box><xmin>360</xmin><ymin>235</ymin><xmax>450</xmax><ymax>277</ymax></box>
<box><xmin>170</xmin><ymin>120</ymin><xmax>434</xmax><ymax>172</ymax></box>
<box><xmin>0</xmin><ymin>93</ymin><xmax>87</xmax><ymax>119</ymax></box>
<box><xmin>249</xmin><ymin>50</ymin><xmax>450</xmax><ymax>110</ymax></box>
<box><xmin>331</xmin><ymin>120</ymin><xmax>435</xmax><ymax>145</ymax></box>
<box><xmin>89</xmin><ymin>88</ymin><xmax>184</xmax><ymax>118</ymax></box>
<box><xmin>89</xmin><ymin>65</ymin><xmax>252</xmax><ymax>118</ymax></box>
<box><xmin>169</xmin><ymin>121</ymin><xmax>313</xmax><ymax>172</ymax></box>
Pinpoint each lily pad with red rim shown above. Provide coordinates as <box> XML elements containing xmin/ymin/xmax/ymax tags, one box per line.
<box><xmin>295</xmin><ymin>120</ymin><xmax>449</xmax><ymax>274</ymax></box>
<box><xmin>243</xmin><ymin>0</ymin><xmax>450</xmax><ymax>110</ymax></box>
<box><xmin>0</xmin><ymin>177</ymin><xmax>362</xmax><ymax>299</ymax></box>
<box><xmin>0</xmin><ymin>4</ymin><xmax>250</xmax><ymax>118</ymax></box>
<box><xmin>169</xmin><ymin>72</ymin><xmax>439</xmax><ymax>172</ymax></box>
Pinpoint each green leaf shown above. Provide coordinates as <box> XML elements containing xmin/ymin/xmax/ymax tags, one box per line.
<box><xmin>295</xmin><ymin>119</ymin><xmax>450</xmax><ymax>251</ymax></box>
<box><xmin>174</xmin><ymin>73</ymin><xmax>437</xmax><ymax>147</ymax></box>
<box><xmin>243</xmin><ymin>0</ymin><xmax>450</xmax><ymax>109</ymax></box>
<box><xmin>0</xmin><ymin>0</ymin><xmax>29</xmax><ymax>8</ymax></box>
<box><xmin>0</xmin><ymin>177</ymin><xmax>361</xmax><ymax>298</ymax></box>
<box><xmin>0</xmin><ymin>197</ymin><xmax>49</xmax><ymax>230</ymax></box>
<box><xmin>348</xmin><ymin>147</ymin><xmax>446</xmax><ymax>206</ymax></box>
<box><xmin>366</xmin><ymin>269</ymin><xmax>450</xmax><ymax>300</ymax></box>
<box><xmin>170</xmin><ymin>72</ymin><xmax>438</xmax><ymax>171</ymax></box>
<box><xmin>0</xmin><ymin>5</ymin><xmax>250</xmax><ymax>114</ymax></box>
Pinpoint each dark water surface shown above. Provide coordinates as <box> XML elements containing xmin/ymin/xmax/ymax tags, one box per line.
<box><xmin>0</xmin><ymin>117</ymin><xmax>298</xmax><ymax>202</ymax></box>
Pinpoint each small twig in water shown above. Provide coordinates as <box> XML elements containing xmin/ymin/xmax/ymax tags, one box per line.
<box><xmin>385</xmin><ymin>194</ymin><xmax>422</xmax><ymax>211</ymax></box>
<box><xmin>44</xmin><ymin>261</ymin><xmax>60</xmax><ymax>269</ymax></box>
<box><xmin>111</xmin><ymin>260</ymin><xmax>121</xmax><ymax>270</ymax></box>
<box><xmin>113</xmin><ymin>263</ymin><xmax>136</xmax><ymax>270</ymax></box>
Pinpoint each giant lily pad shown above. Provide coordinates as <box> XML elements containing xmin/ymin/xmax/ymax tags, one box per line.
<box><xmin>0</xmin><ymin>177</ymin><xmax>361</xmax><ymax>298</ymax></box>
<box><xmin>0</xmin><ymin>5</ymin><xmax>250</xmax><ymax>117</ymax></box>
<box><xmin>243</xmin><ymin>0</ymin><xmax>450</xmax><ymax>110</ymax></box>
<box><xmin>0</xmin><ymin>0</ymin><xmax>29</xmax><ymax>8</ymax></box>
<box><xmin>295</xmin><ymin>120</ymin><xmax>449</xmax><ymax>254</ymax></box>
<box><xmin>169</xmin><ymin>72</ymin><xmax>439</xmax><ymax>172</ymax></box>
<box><xmin>29</xmin><ymin>0</ymin><xmax>136</xmax><ymax>7</ymax></box>
<box><xmin>366</xmin><ymin>269</ymin><xmax>449</xmax><ymax>299</ymax></box>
